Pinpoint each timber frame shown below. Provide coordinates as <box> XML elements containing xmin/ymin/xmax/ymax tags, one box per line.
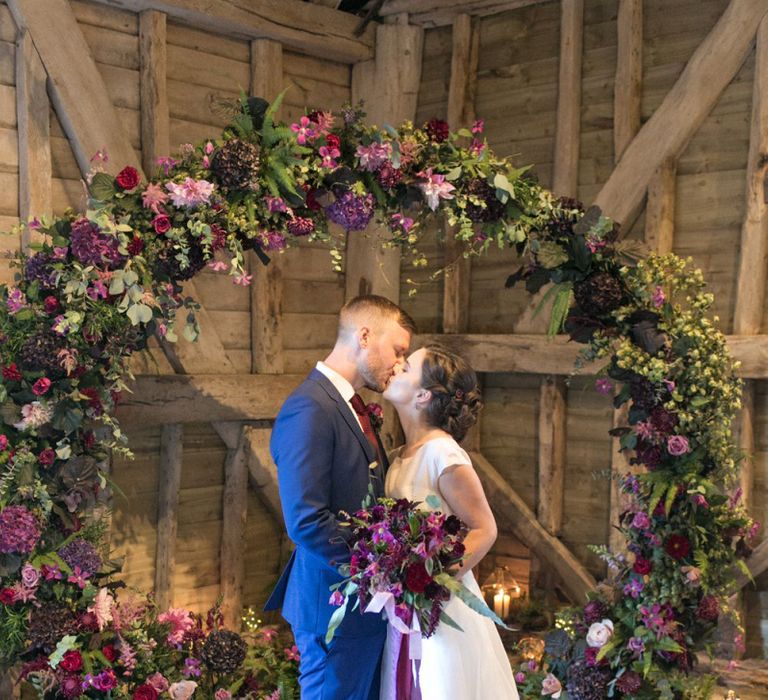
<box><xmin>5</xmin><ymin>0</ymin><xmax>768</xmax><ymax>623</ymax></box>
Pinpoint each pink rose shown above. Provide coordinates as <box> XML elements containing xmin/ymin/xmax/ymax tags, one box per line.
<box><xmin>153</xmin><ymin>214</ymin><xmax>172</xmax><ymax>235</ymax></box>
<box><xmin>169</xmin><ymin>681</ymin><xmax>197</xmax><ymax>700</ymax></box>
<box><xmin>667</xmin><ymin>435</ymin><xmax>690</xmax><ymax>456</ymax></box>
<box><xmin>32</xmin><ymin>377</ymin><xmax>51</xmax><ymax>396</ymax></box>
<box><xmin>542</xmin><ymin>673</ymin><xmax>563</xmax><ymax>698</ymax></box>
<box><xmin>147</xmin><ymin>673</ymin><xmax>169</xmax><ymax>693</ymax></box>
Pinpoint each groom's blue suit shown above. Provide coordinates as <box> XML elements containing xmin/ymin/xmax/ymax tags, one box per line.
<box><xmin>265</xmin><ymin>367</ymin><xmax>388</xmax><ymax>699</ymax></box>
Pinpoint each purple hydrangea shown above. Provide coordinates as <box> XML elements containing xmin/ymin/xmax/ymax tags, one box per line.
<box><xmin>58</xmin><ymin>538</ymin><xmax>102</xmax><ymax>575</ymax></box>
<box><xmin>69</xmin><ymin>218</ymin><xmax>124</xmax><ymax>269</ymax></box>
<box><xmin>24</xmin><ymin>253</ymin><xmax>58</xmax><ymax>290</ymax></box>
<box><xmin>0</xmin><ymin>505</ymin><xmax>41</xmax><ymax>554</ymax></box>
<box><xmin>325</xmin><ymin>191</ymin><xmax>375</xmax><ymax>232</ymax></box>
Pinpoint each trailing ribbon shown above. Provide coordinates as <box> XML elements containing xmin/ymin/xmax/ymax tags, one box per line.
<box><xmin>366</xmin><ymin>592</ymin><xmax>422</xmax><ymax>700</ymax></box>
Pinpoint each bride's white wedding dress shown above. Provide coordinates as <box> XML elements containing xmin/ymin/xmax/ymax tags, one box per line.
<box><xmin>381</xmin><ymin>436</ymin><xmax>519</xmax><ymax>700</ymax></box>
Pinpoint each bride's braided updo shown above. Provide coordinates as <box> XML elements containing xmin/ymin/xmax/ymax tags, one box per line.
<box><xmin>420</xmin><ymin>344</ymin><xmax>482</xmax><ymax>442</ymax></box>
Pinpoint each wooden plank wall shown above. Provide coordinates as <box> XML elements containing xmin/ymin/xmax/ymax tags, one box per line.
<box><xmin>0</xmin><ymin>1</ymin><xmax>19</xmax><ymax>284</ymax></box>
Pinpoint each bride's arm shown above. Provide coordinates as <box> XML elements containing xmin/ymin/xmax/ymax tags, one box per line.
<box><xmin>438</xmin><ymin>464</ymin><xmax>498</xmax><ymax>576</ymax></box>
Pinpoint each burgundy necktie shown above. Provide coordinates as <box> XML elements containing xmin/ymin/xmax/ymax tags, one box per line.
<box><xmin>350</xmin><ymin>393</ymin><xmax>384</xmax><ymax>467</ymax></box>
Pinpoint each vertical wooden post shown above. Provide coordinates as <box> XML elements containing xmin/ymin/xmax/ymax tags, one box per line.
<box><xmin>139</xmin><ymin>10</ymin><xmax>169</xmax><ymax>178</ymax></box>
<box><xmin>644</xmin><ymin>158</ymin><xmax>677</xmax><ymax>255</ymax></box>
<box><xmin>614</xmin><ymin>0</ymin><xmax>642</xmax><ymax>161</ymax></box>
<box><xmin>552</xmin><ymin>0</ymin><xmax>584</xmax><ymax>197</ymax></box>
<box><xmin>16</xmin><ymin>29</ymin><xmax>51</xmax><ymax>250</ymax></box>
<box><xmin>608</xmin><ymin>401</ymin><xmax>631</xmax><ymax>556</ymax></box>
<box><xmin>443</xmin><ymin>13</ymin><xmax>478</xmax><ymax>334</ymax></box>
<box><xmin>249</xmin><ymin>40</ymin><xmax>285</xmax><ymax>374</ymax></box>
<box><xmin>537</xmin><ymin>376</ymin><xmax>567</xmax><ymax>536</ymax></box>
<box><xmin>219</xmin><ymin>426</ymin><xmax>250</xmax><ymax>626</ymax></box>
<box><xmin>155</xmin><ymin>423</ymin><xmax>183</xmax><ymax>610</ymax></box>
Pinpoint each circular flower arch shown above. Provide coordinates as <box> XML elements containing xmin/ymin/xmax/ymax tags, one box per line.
<box><xmin>0</xmin><ymin>92</ymin><xmax>757</xmax><ymax>698</ymax></box>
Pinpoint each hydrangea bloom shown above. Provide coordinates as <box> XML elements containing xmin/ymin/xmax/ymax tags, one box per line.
<box><xmin>59</xmin><ymin>538</ymin><xmax>102</xmax><ymax>575</ymax></box>
<box><xmin>0</xmin><ymin>505</ymin><xmax>41</xmax><ymax>554</ymax></box>
<box><xmin>326</xmin><ymin>191</ymin><xmax>375</xmax><ymax>231</ymax></box>
<box><xmin>69</xmin><ymin>218</ymin><xmax>124</xmax><ymax>268</ymax></box>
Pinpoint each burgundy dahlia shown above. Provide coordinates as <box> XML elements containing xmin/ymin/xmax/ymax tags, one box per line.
<box><xmin>0</xmin><ymin>505</ymin><xmax>40</xmax><ymax>554</ymax></box>
<box><xmin>287</xmin><ymin>217</ymin><xmax>315</xmax><ymax>237</ymax></box>
<box><xmin>649</xmin><ymin>406</ymin><xmax>678</xmax><ymax>435</ymax></box>
<box><xmin>664</xmin><ymin>534</ymin><xmax>691</xmax><ymax>561</ymax></box>
<box><xmin>583</xmin><ymin>599</ymin><xmax>608</xmax><ymax>625</ymax></box>
<box><xmin>634</xmin><ymin>441</ymin><xmax>662</xmax><ymax>470</ymax></box>
<box><xmin>425</xmin><ymin>118</ymin><xmax>449</xmax><ymax>143</ymax></box>
<box><xmin>326</xmin><ymin>191</ymin><xmax>375</xmax><ymax>231</ymax></box>
<box><xmin>405</xmin><ymin>562</ymin><xmax>433</xmax><ymax>593</ymax></box>
<box><xmin>632</xmin><ymin>556</ymin><xmax>652</xmax><ymax>576</ymax></box>
<box><xmin>378</xmin><ymin>163</ymin><xmax>403</xmax><ymax>189</ymax></box>
<box><xmin>615</xmin><ymin>670</ymin><xmax>642</xmax><ymax>694</ymax></box>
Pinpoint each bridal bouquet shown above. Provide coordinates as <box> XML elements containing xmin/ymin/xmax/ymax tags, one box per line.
<box><xmin>326</xmin><ymin>494</ymin><xmax>504</xmax><ymax>643</ymax></box>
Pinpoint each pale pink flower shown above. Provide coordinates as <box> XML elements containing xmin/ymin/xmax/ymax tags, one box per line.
<box><xmin>169</xmin><ymin>681</ymin><xmax>198</xmax><ymax>700</ymax></box>
<box><xmin>233</xmin><ymin>273</ymin><xmax>253</xmax><ymax>286</ymax></box>
<box><xmin>652</xmin><ymin>285</ymin><xmax>666</xmax><ymax>308</ymax></box>
<box><xmin>147</xmin><ymin>673</ymin><xmax>169</xmax><ymax>693</ymax></box>
<box><xmin>667</xmin><ymin>435</ymin><xmax>690</xmax><ymax>456</ymax></box>
<box><xmin>158</xmin><ymin>607</ymin><xmax>195</xmax><ymax>644</ymax></box>
<box><xmin>166</xmin><ymin>178</ymin><xmax>215</xmax><ymax>208</ymax></box>
<box><xmin>10</xmin><ymin>583</ymin><xmax>37</xmax><ymax>602</ymax></box>
<box><xmin>586</xmin><ymin>619</ymin><xmax>614</xmax><ymax>648</ymax></box>
<box><xmin>291</xmin><ymin>116</ymin><xmax>316</xmax><ymax>145</ymax></box>
<box><xmin>14</xmin><ymin>401</ymin><xmax>53</xmax><ymax>431</ymax></box>
<box><xmin>418</xmin><ymin>168</ymin><xmax>455</xmax><ymax>210</ymax></box>
<box><xmin>204</xmin><ymin>141</ymin><xmax>215</xmax><ymax>155</ymax></box>
<box><xmin>214</xmin><ymin>690</ymin><xmax>232</xmax><ymax>700</ymax></box>
<box><xmin>142</xmin><ymin>183</ymin><xmax>169</xmax><ymax>213</ymax></box>
<box><xmin>472</xmin><ymin>119</ymin><xmax>485</xmax><ymax>134</ymax></box>
<box><xmin>681</xmin><ymin>565</ymin><xmax>702</xmax><ymax>586</ymax></box>
<box><xmin>312</xmin><ymin>111</ymin><xmax>335</xmax><ymax>134</ymax></box>
<box><xmin>207</xmin><ymin>261</ymin><xmax>228</xmax><ymax>272</ymax></box>
<box><xmin>541</xmin><ymin>673</ymin><xmax>562</xmax><ymax>698</ymax></box>
<box><xmin>88</xmin><ymin>587</ymin><xmax>114</xmax><ymax>632</ymax></box>
<box><xmin>58</xmin><ymin>349</ymin><xmax>79</xmax><ymax>376</ymax></box>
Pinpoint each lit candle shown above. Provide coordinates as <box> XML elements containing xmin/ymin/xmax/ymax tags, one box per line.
<box><xmin>493</xmin><ymin>589</ymin><xmax>505</xmax><ymax>618</ymax></box>
<box><xmin>502</xmin><ymin>593</ymin><xmax>511</xmax><ymax>618</ymax></box>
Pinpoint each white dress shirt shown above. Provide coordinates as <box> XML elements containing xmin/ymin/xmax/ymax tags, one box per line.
<box><xmin>315</xmin><ymin>361</ymin><xmax>363</xmax><ymax>430</ymax></box>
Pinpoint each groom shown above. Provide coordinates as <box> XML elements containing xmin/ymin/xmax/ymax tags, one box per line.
<box><xmin>265</xmin><ymin>294</ymin><xmax>416</xmax><ymax>700</ymax></box>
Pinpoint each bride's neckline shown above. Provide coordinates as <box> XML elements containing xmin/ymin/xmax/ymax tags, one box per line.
<box><xmin>398</xmin><ymin>435</ymin><xmax>454</xmax><ymax>460</ymax></box>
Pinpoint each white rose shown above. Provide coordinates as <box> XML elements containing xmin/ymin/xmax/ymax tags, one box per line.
<box><xmin>586</xmin><ymin>618</ymin><xmax>614</xmax><ymax>648</ymax></box>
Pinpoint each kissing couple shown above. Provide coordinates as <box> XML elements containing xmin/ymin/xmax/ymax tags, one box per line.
<box><xmin>265</xmin><ymin>295</ymin><xmax>519</xmax><ymax>700</ymax></box>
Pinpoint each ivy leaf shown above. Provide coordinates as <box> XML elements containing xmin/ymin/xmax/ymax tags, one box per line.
<box><xmin>52</xmin><ymin>402</ymin><xmax>84</xmax><ymax>435</ymax></box>
<box><xmin>0</xmin><ymin>552</ymin><xmax>21</xmax><ymax>576</ymax></box>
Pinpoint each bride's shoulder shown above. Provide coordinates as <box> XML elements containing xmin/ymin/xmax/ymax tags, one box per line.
<box><xmin>425</xmin><ymin>436</ymin><xmax>472</xmax><ymax>470</ymax></box>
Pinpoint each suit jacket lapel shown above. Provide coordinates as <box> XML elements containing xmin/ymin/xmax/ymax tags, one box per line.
<box><xmin>310</xmin><ymin>369</ymin><xmax>377</xmax><ymax>464</ymax></box>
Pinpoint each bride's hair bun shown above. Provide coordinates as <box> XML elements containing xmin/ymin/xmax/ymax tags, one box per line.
<box><xmin>420</xmin><ymin>344</ymin><xmax>482</xmax><ymax>442</ymax></box>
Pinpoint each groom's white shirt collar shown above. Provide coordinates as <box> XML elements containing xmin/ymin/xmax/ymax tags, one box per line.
<box><xmin>315</xmin><ymin>361</ymin><xmax>362</xmax><ymax>429</ymax></box>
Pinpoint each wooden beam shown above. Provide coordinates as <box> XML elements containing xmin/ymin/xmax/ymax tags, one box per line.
<box><xmin>15</xmin><ymin>29</ymin><xmax>51</xmax><ymax>250</ymax></box>
<box><xmin>471</xmin><ymin>450</ymin><xmax>597</xmax><ymax>602</ymax></box>
<box><xmin>87</xmin><ymin>0</ymin><xmax>374</xmax><ymax>63</ymax></box>
<box><xmin>243</xmin><ymin>425</ymin><xmax>282</xmax><ymax>523</ymax></box>
<box><xmin>608</xmin><ymin>401</ymin><xmax>631</xmax><ymax>556</ymax></box>
<box><xmin>8</xmin><ymin>0</ymin><xmax>141</xmax><ymax>175</ymax></box>
<box><xmin>380</xmin><ymin>0</ymin><xmax>549</xmax><ymax>26</ymax></box>
<box><xmin>220</xmin><ymin>426</ymin><xmax>249</xmax><ymax>626</ymax></box>
<box><xmin>552</xmin><ymin>0</ymin><xmax>583</xmax><ymax>198</ymax></box>
<box><xmin>644</xmin><ymin>157</ymin><xmax>676</xmax><ymax>255</ymax></box>
<box><xmin>347</xmin><ymin>22</ymin><xmax>422</xmax><ymax>301</ymax></box>
<box><xmin>737</xmin><ymin>538</ymin><xmax>768</xmax><ymax>587</ymax></box>
<box><xmin>250</xmin><ymin>39</ymin><xmax>284</xmax><ymax>374</ymax></box>
<box><xmin>139</xmin><ymin>10</ymin><xmax>170</xmax><ymax>179</ymax></box>
<box><xmin>594</xmin><ymin>0</ymin><xmax>768</xmax><ymax>225</ymax></box>
<box><xmin>442</xmin><ymin>14</ymin><xmax>478</xmax><ymax>334</ymax></box>
<box><xmin>537</xmin><ymin>376</ymin><xmax>566</xmax><ymax>536</ymax></box>
<box><xmin>734</xmin><ymin>15</ymin><xmax>768</xmax><ymax>336</ymax></box>
<box><xmin>613</xmin><ymin>0</ymin><xmax>642</xmax><ymax>161</ymax></box>
<box><xmin>118</xmin><ymin>373</ymin><xmax>303</xmax><ymax>426</ymax></box>
<box><xmin>155</xmin><ymin>423</ymin><xmax>183</xmax><ymax>610</ymax></box>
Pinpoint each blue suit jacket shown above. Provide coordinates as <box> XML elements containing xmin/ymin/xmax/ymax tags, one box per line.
<box><xmin>265</xmin><ymin>369</ymin><xmax>388</xmax><ymax>638</ymax></box>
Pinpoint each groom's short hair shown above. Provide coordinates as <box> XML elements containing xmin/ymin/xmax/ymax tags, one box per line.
<box><xmin>338</xmin><ymin>295</ymin><xmax>416</xmax><ymax>339</ymax></box>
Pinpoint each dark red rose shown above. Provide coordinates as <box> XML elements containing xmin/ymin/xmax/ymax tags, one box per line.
<box><xmin>305</xmin><ymin>187</ymin><xmax>322</xmax><ymax>212</ymax></box>
<box><xmin>443</xmin><ymin>515</ymin><xmax>462</xmax><ymax>535</ymax></box>
<box><xmin>0</xmin><ymin>588</ymin><xmax>16</xmax><ymax>604</ymax></box>
<box><xmin>44</xmin><ymin>296</ymin><xmax>59</xmax><ymax>314</ymax></box>
<box><xmin>59</xmin><ymin>650</ymin><xmax>83</xmax><ymax>672</ymax></box>
<box><xmin>101</xmin><ymin>644</ymin><xmax>118</xmax><ymax>662</ymax></box>
<box><xmin>404</xmin><ymin>562</ymin><xmax>433</xmax><ymax>593</ymax></box>
<box><xmin>80</xmin><ymin>387</ymin><xmax>102</xmax><ymax>411</ymax></box>
<box><xmin>83</xmin><ymin>431</ymin><xmax>96</xmax><ymax>450</ymax></box>
<box><xmin>664</xmin><ymin>534</ymin><xmax>691</xmax><ymax>560</ymax></box>
<box><xmin>127</xmin><ymin>235</ymin><xmax>144</xmax><ymax>256</ymax></box>
<box><xmin>325</xmin><ymin>134</ymin><xmax>341</xmax><ymax>151</ymax></box>
<box><xmin>133</xmin><ymin>684</ymin><xmax>159</xmax><ymax>700</ymax></box>
<box><xmin>2</xmin><ymin>363</ymin><xmax>22</xmax><ymax>381</ymax></box>
<box><xmin>115</xmin><ymin>166</ymin><xmax>140</xmax><ymax>190</ymax></box>
<box><xmin>38</xmin><ymin>448</ymin><xmax>56</xmax><ymax>467</ymax></box>
<box><xmin>153</xmin><ymin>214</ymin><xmax>172</xmax><ymax>234</ymax></box>
<box><xmin>632</xmin><ymin>556</ymin><xmax>652</xmax><ymax>575</ymax></box>
<box><xmin>616</xmin><ymin>670</ymin><xmax>642</xmax><ymax>694</ymax></box>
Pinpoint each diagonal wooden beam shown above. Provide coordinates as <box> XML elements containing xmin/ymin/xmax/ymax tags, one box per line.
<box><xmin>380</xmin><ymin>0</ymin><xmax>549</xmax><ymax>26</ymax></box>
<box><xmin>471</xmin><ymin>450</ymin><xmax>597</xmax><ymax>602</ymax></box>
<box><xmin>595</xmin><ymin>0</ymin><xmax>768</xmax><ymax>225</ymax></box>
<box><xmin>87</xmin><ymin>0</ymin><xmax>373</xmax><ymax>63</ymax></box>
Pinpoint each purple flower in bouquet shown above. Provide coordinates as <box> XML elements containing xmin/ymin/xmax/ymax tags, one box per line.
<box><xmin>389</xmin><ymin>213</ymin><xmax>414</xmax><ymax>234</ymax></box>
<box><xmin>582</xmin><ymin>600</ymin><xmax>608</xmax><ymax>625</ymax></box>
<box><xmin>156</xmin><ymin>156</ymin><xmax>179</xmax><ymax>176</ymax></box>
<box><xmin>319</xmin><ymin>145</ymin><xmax>341</xmax><ymax>169</ymax></box>
<box><xmin>623</xmin><ymin>577</ymin><xmax>644</xmax><ymax>599</ymax></box>
<box><xmin>6</xmin><ymin>287</ymin><xmax>27</xmax><ymax>314</ymax></box>
<box><xmin>70</xmin><ymin>218</ymin><xmax>124</xmax><ymax>268</ymax></box>
<box><xmin>183</xmin><ymin>657</ymin><xmax>201</xmax><ymax>678</ymax></box>
<box><xmin>356</xmin><ymin>142</ymin><xmax>392</xmax><ymax>171</ymax></box>
<box><xmin>85</xmin><ymin>669</ymin><xmax>118</xmax><ymax>692</ymax></box>
<box><xmin>329</xmin><ymin>590</ymin><xmax>345</xmax><ymax>606</ymax></box>
<box><xmin>291</xmin><ymin>116</ymin><xmax>316</xmax><ymax>145</ymax></box>
<box><xmin>166</xmin><ymin>178</ymin><xmax>214</xmax><ymax>208</ymax></box>
<box><xmin>261</xmin><ymin>230</ymin><xmax>287</xmax><ymax>251</ymax></box>
<box><xmin>667</xmin><ymin>435</ymin><xmax>690</xmax><ymax>456</ymax></box>
<box><xmin>631</xmin><ymin>511</ymin><xmax>651</xmax><ymax>530</ymax></box>
<box><xmin>0</xmin><ymin>505</ymin><xmax>40</xmax><ymax>554</ymax></box>
<box><xmin>627</xmin><ymin>636</ymin><xmax>645</xmax><ymax>656</ymax></box>
<box><xmin>326</xmin><ymin>191</ymin><xmax>375</xmax><ymax>231</ymax></box>
<box><xmin>58</xmin><ymin>538</ymin><xmax>102</xmax><ymax>575</ymax></box>
<box><xmin>20</xmin><ymin>563</ymin><xmax>40</xmax><ymax>588</ymax></box>
<box><xmin>640</xmin><ymin>603</ymin><xmax>670</xmax><ymax>639</ymax></box>
<box><xmin>594</xmin><ymin>378</ymin><xmax>612</xmax><ymax>395</ymax></box>
<box><xmin>652</xmin><ymin>285</ymin><xmax>666</xmax><ymax>308</ymax></box>
<box><xmin>58</xmin><ymin>674</ymin><xmax>84</xmax><ymax>699</ymax></box>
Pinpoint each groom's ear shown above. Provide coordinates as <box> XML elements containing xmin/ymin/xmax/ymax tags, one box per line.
<box><xmin>358</xmin><ymin>325</ymin><xmax>371</xmax><ymax>348</ymax></box>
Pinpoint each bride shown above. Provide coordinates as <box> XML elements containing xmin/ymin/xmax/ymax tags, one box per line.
<box><xmin>381</xmin><ymin>343</ymin><xmax>519</xmax><ymax>700</ymax></box>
